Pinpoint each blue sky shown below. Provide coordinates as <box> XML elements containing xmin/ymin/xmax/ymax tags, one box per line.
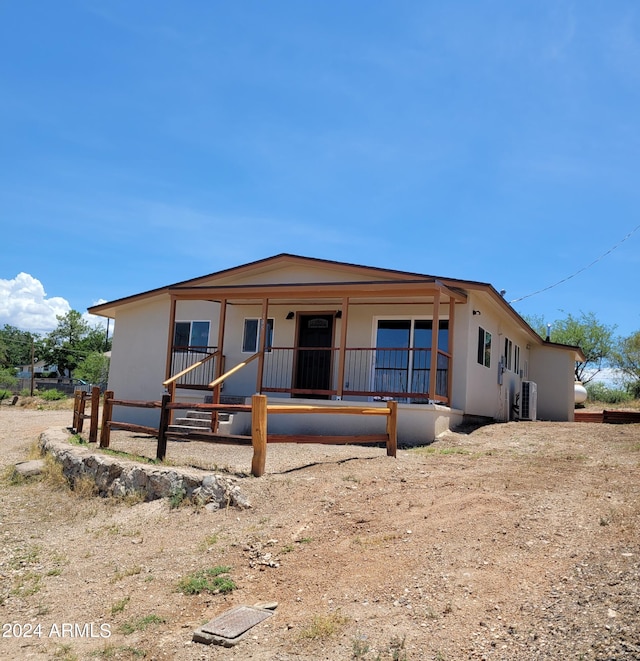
<box><xmin>1</xmin><ymin>1</ymin><xmax>639</xmax><ymax>337</ymax></box>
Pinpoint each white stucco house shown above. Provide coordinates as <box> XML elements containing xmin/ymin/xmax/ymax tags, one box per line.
<box><xmin>88</xmin><ymin>254</ymin><xmax>584</xmax><ymax>444</ymax></box>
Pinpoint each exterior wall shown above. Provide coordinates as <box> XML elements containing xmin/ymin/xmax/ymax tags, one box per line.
<box><xmin>221</xmin><ymin>303</ymin><xmax>295</xmax><ymax>396</ymax></box>
<box><xmin>107</xmin><ymin>298</ymin><xmax>172</xmax><ymax>427</ymax></box>
<box><xmin>220</xmin><ymin>301</ymin><xmax>443</xmax><ymax>400</ymax></box>
<box><xmin>528</xmin><ymin>345</ymin><xmax>576</xmax><ymax>421</ymax></box>
<box><xmin>462</xmin><ymin>294</ymin><xmax>502</xmax><ymax>419</ymax></box>
<box><xmin>461</xmin><ymin>294</ymin><xmax>534</xmax><ymax>422</ymax></box>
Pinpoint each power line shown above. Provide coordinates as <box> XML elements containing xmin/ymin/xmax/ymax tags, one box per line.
<box><xmin>510</xmin><ymin>223</ymin><xmax>640</xmax><ymax>304</ymax></box>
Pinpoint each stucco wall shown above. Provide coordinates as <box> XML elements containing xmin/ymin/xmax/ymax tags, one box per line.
<box><xmin>462</xmin><ymin>293</ymin><xmax>535</xmax><ymax>422</ymax></box>
<box><xmin>108</xmin><ymin>298</ymin><xmax>172</xmax><ymax>426</ymax></box>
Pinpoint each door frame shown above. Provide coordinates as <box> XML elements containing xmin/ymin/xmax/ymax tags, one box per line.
<box><xmin>292</xmin><ymin>311</ymin><xmax>336</xmax><ymax>398</ymax></box>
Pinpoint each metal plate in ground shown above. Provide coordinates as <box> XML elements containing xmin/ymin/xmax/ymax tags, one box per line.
<box><xmin>194</xmin><ymin>606</ymin><xmax>274</xmax><ymax>646</ymax></box>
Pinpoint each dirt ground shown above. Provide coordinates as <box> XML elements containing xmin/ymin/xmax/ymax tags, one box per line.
<box><xmin>1</xmin><ymin>402</ymin><xmax>639</xmax><ymax>660</ymax></box>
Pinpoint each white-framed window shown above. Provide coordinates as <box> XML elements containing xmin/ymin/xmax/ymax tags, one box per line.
<box><xmin>514</xmin><ymin>344</ymin><xmax>520</xmax><ymax>375</ymax></box>
<box><xmin>374</xmin><ymin>318</ymin><xmax>449</xmax><ymax>397</ymax></box>
<box><xmin>477</xmin><ymin>327</ymin><xmax>491</xmax><ymax>368</ymax></box>
<box><xmin>242</xmin><ymin>318</ymin><xmax>274</xmax><ymax>353</ymax></box>
<box><xmin>174</xmin><ymin>321</ymin><xmax>210</xmax><ymax>349</ymax></box>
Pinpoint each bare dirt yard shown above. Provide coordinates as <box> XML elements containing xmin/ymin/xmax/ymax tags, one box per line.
<box><xmin>1</xmin><ymin>401</ymin><xmax>639</xmax><ymax>660</ymax></box>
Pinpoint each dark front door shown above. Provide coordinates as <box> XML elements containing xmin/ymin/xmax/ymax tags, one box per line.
<box><xmin>294</xmin><ymin>314</ymin><xmax>334</xmax><ymax>398</ymax></box>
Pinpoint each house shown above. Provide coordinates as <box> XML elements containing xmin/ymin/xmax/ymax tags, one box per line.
<box><xmin>88</xmin><ymin>254</ymin><xmax>584</xmax><ymax>444</ymax></box>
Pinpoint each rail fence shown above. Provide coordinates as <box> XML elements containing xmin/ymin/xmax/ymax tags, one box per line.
<box><xmin>72</xmin><ymin>391</ymin><xmax>398</xmax><ymax>477</ymax></box>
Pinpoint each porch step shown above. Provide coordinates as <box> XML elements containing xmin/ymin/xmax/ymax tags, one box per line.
<box><xmin>168</xmin><ymin>410</ymin><xmax>233</xmax><ymax>434</ymax></box>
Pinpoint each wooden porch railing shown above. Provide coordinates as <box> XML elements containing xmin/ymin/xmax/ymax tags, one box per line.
<box><xmin>87</xmin><ymin>391</ymin><xmax>397</xmax><ymax>477</ymax></box>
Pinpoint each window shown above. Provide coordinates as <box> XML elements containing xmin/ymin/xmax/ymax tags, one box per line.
<box><xmin>477</xmin><ymin>327</ymin><xmax>491</xmax><ymax>368</ymax></box>
<box><xmin>504</xmin><ymin>338</ymin><xmax>513</xmax><ymax>371</ymax></box>
<box><xmin>242</xmin><ymin>318</ymin><xmax>274</xmax><ymax>353</ymax></box>
<box><xmin>514</xmin><ymin>345</ymin><xmax>520</xmax><ymax>375</ymax></box>
<box><xmin>174</xmin><ymin>321</ymin><xmax>210</xmax><ymax>349</ymax></box>
<box><xmin>375</xmin><ymin>318</ymin><xmax>449</xmax><ymax>397</ymax></box>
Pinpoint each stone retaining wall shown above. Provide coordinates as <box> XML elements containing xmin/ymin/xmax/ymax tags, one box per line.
<box><xmin>39</xmin><ymin>429</ymin><xmax>251</xmax><ymax>510</ymax></box>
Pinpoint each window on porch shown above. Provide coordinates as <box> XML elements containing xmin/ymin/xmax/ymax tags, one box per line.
<box><xmin>174</xmin><ymin>321</ymin><xmax>210</xmax><ymax>350</ymax></box>
<box><xmin>242</xmin><ymin>318</ymin><xmax>274</xmax><ymax>353</ymax></box>
<box><xmin>374</xmin><ymin>319</ymin><xmax>449</xmax><ymax>401</ymax></box>
<box><xmin>171</xmin><ymin>320</ymin><xmax>217</xmax><ymax>388</ymax></box>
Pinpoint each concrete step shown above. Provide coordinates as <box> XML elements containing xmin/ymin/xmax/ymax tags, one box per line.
<box><xmin>175</xmin><ymin>411</ymin><xmax>233</xmax><ymax>427</ymax></box>
<box><xmin>184</xmin><ymin>411</ymin><xmax>211</xmax><ymax>421</ymax></box>
<box><xmin>174</xmin><ymin>417</ymin><xmax>211</xmax><ymax>428</ymax></box>
<box><xmin>169</xmin><ymin>410</ymin><xmax>234</xmax><ymax>435</ymax></box>
<box><xmin>167</xmin><ymin>424</ymin><xmax>212</xmax><ymax>433</ymax></box>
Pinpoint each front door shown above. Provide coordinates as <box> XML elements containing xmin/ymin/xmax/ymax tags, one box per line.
<box><xmin>294</xmin><ymin>314</ymin><xmax>334</xmax><ymax>398</ymax></box>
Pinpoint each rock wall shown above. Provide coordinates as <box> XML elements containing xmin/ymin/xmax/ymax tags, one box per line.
<box><xmin>39</xmin><ymin>429</ymin><xmax>251</xmax><ymax>510</ymax></box>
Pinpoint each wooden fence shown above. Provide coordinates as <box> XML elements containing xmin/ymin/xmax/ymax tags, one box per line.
<box><xmin>73</xmin><ymin>391</ymin><xmax>398</xmax><ymax>477</ymax></box>
<box><xmin>71</xmin><ymin>387</ymin><xmax>101</xmax><ymax>443</ymax></box>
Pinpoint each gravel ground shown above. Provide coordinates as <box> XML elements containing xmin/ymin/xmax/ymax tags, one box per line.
<box><xmin>0</xmin><ymin>401</ymin><xmax>639</xmax><ymax>660</ymax></box>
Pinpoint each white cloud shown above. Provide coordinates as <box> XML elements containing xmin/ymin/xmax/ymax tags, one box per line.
<box><xmin>0</xmin><ymin>273</ymin><xmax>71</xmax><ymax>333</ymax></box>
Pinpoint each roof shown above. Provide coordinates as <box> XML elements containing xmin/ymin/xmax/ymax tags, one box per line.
<box><xmin>89</xmin><ymin>253</ymin><xmax>485</xmax><ymax>313</ymax></box>
<box><xmin>87</xmin><ymin>253</ymin><xmax>585</xmax><ymax>359</ymax></box>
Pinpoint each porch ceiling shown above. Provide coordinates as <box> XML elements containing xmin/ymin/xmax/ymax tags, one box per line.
<box><xmin>169</xmin><ymin>279</ymin><xmax>467</xmax><ymax>306</ymax></box>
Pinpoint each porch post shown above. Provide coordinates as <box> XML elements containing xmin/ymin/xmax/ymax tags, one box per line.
<box><xmin>256</xmin><ymin>298</ymin><xmax>269</xmax><ymax>393</ymax></box>
<box><xmin>164</xmin><ymin>296</ymin><xmax>177</xmax><ymax>381</ymax></box>
<box><xmin>213</xmin><ymin>299</ymin><xmax>227</xmax><ymax>405</ymax></box>
<box><xmin>447</xmin><ymin>298</ymin><xmax>455</xmax><ymax>405</ymax></box>
<box><xmin>211</xmin><ymin>298</ymin><xmax>227</xmax><ymax>433</ymax></box>
<box><xmin>336</xmin><ymin>297</ymin><xmax>350</xmax><ymax>399</ymax></box>
<box><xmin>428</xmin><ymin>290</ymin><xmax>441</xmax><ymax>400</ymax></box>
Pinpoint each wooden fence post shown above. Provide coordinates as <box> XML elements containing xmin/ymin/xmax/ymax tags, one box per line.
<box><xmin>386</xmin><ymin>400</ymin><xmax>398</xmax><ymax>458</ymax></box>
<box><xmin>167</xmin><ymin>382</ymin><xmax>176</xmax><ymax>427</ymax></box>
<box><xmin>89</xmin><ymin>386</ymin><xmax>100</xmax><ymax>443</ymax></box>
<box><xmin>157</xmin><ymin>394</ymin><xmax>171</xmax><ymax>461</ymax></box>
<box><xmin>251</xmin><ymin>394</ymin><xmax>268</xmax><ymax>477</ymax></box>
<box><xmin>72</xmin><ymin>391</ymin><xmax>82</xmax><ymax>432</ymax></box>
<box><xmin>99</xmin><ymin>390</ymin><xmax>114</xmax><ymax>448</ymax></box>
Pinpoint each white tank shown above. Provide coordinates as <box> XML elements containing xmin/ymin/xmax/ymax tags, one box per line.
<box><xmin>574</xmin><ymin>381</ymin><xmax>587</xmax><ymax>404</ymax></box>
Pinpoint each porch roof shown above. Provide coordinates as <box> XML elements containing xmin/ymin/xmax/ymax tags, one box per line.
<box><xmin>167</xmin><ymin>278</ymin><xmax>467</xmax><ymax>306</ymax></box>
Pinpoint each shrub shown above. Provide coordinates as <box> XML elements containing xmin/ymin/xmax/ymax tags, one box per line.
<box><xmin>586</xmin><ymin>381</ymin><xmax>631</xmax><ymax>404</ymax></box>
<box><xmin>0</xmin><ymin>367</ymin><xmax>18</xmax><ymax>390</ymax></box>
<box><xmin>119</xmin><ymin>614</ymin><xmax>165</xmax><ymax>635</ymax></box>
<box><xmin>627</xmin><ymin>380</ymin><xmax>640</xmax><ymax>400</ymax></box>
<box><xmin>177</xmin><ymin>566</ymin><xmax>236</xmax><ymax>595</ymax></box>
<box><xmin>39</xmin><ymin>389</ymin><xmax>67</xmax><ymax>401</ymax></box>
<box><xmin>0</xmin><ymin>389</ymin><xmax>13</xmax><ymax>403</ymax></box>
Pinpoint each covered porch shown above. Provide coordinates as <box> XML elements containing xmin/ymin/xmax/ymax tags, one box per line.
<box><xmin>163</xmin><ymin>279</ymin><xmax>466</xmax><ymax>409</ymax></box>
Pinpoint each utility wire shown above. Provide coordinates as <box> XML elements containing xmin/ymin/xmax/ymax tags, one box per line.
<box><xmin>510</xmin><ymin>223</ymin><xmax>640</xmax><ymax>303</ymax></box>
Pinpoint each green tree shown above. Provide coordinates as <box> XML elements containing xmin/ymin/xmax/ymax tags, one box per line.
<box><xmin>611</xmin><ymin>330</ymin><xmax>640</xmax><ymax>384</ymax></box>
<box><xmin>0</xmin><ymin>367</ymin><xmax>18</xmax><ymax>390</ymax></box>
<box><xmin>39</xmin><ymin>310</ymin><xmax>110</xmax><ymax>377</ymax></box>
<box><xmin>74</xmin><ymin>351</ymin><xmax>110</xmax><ymax>386</ymax></box>
<box><xmin>526</xmin><ymin>311</ymin><xmax>616</xmax><ymax>384</ymax></box>
<box><xmin>0</xmin><ymin>325</ymin><xmax>38</xmax><ymax>368</ymax></box>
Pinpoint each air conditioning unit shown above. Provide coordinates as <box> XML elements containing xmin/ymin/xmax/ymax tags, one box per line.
<box><xmin>520</xmin><ymin>381</ymin><xmax>537</xmax><ymax>421</ymax></box>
